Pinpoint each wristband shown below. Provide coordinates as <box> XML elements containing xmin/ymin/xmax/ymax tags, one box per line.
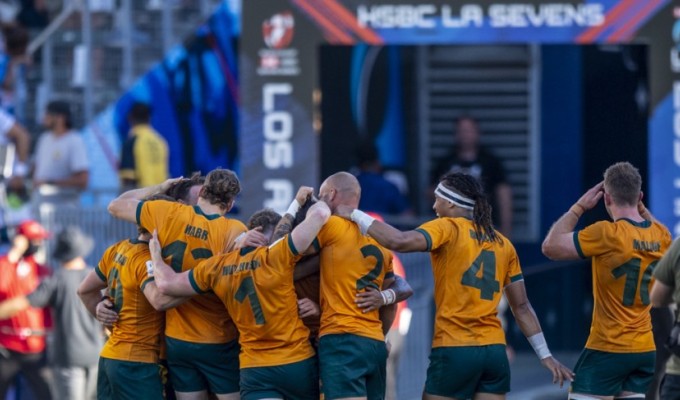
<box><xmin>569</xmin><ymin>202</ymin><xmax>586</xmax><ymax>218</ymax></box>
<box><xmin>568</xmin><ymin>208</ymin><xmax>582</xmax><ymax>219</ymax></box>
<box><xmin>527</xmin><ymin>332</ymin><xmax>552</xmax><ymax>360</ymax></box>
<box><xmin>380</xmin><ymin>289</ymin><xmax>396</xmax><ymax>305</ymax></box>
<box><xmin>350</xmin><ymin>209</ymin><xmax>376</xmax><ymax>235</ymax></box>
<box><xmin>13</xmin><ymin>162</ymin><xmax>27</xmax><ymax>177</ymax></box>
<box><xmin>146</xmin><ymin>260</ymin><xmax>154</xmax><ymax>277</ymax></box>
<box><xmin>286</xmin><ymin>199</ymin><xmax>301</xmax><ymax>217</ymax></box>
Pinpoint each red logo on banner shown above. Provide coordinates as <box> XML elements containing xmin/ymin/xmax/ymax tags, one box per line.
<box><xmin>260</xmin><ymin>55</ymin><xmax>280</xmax><ymax>69</ymax></box>
<box><xmin>263</xmin><ymin>12</ymin><xmax>294</xmax><ymax>49</ymax></box>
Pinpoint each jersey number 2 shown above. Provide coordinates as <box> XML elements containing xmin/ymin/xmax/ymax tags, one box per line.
<box><xmin>356</xmin><ymin>245</ymin><xmax>384</xmax><ymax>291</ymax></box>
<box><xmin>612</xmin><ymin>258</ymin><xmax>657</xmax><ymax>306</ymax></box>
<box><xmin>461</xmin><ymin>250</ymin><xmax>500</xmax><ymax>300</ymax></box>
<box><xmin>235</xmin><ymin>277</ymin><xmax>266</xmax><ymax>325</ymax></box>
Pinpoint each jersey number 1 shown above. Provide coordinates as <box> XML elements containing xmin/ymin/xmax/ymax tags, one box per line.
<box><xmin>612</xmin><ymin>258</ymin><xmax>657</xmax><ymax>306</ymax></box>
<box><xmin>162</xmin><ymin>240</ymin><xmax>214</xmax><ymax>272</ymax></box>
<box><xmin>461</xmin><ymin>250</ymin><xmax>500</xmax><ymax>300</ymax></box>
<box><xmin>235</xmin><ymin>277</ymin><xmax>266</xmax><ymax>325</ymax></box>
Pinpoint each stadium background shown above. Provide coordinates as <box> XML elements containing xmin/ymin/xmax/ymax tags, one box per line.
<box><xmin>11</xmin><ymin>0</ymin><xmax>680</xmax><ymax>399</ymax></box>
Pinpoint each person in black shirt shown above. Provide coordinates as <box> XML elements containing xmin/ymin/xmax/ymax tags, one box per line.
<box><xmin>431</xmin><ymin>115</ymin><xmax>513</xmax><ymax>237</ymax></box>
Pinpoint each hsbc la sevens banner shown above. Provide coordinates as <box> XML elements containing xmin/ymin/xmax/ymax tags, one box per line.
<box><xmin>241</xmin><ymin>0</ymin><xmax>677</xmax><ymax>229</ymax></box>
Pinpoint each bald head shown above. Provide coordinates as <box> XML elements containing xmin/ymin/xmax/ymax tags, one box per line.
<box><xmin>319</xmin><ymin>172</ymin><xmax>361</xmax><ymax>211</ymax></box>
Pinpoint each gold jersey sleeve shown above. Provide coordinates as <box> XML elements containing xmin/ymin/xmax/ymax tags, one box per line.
<box><xmin>96</xmin><ymin>239</ymin><xmax>164</xmax><ymax>363</ymax></box>
<box><xmin>137</xmin><ymin>200</ymin><xmax>247</xmax><ymax>343</ymax></box>
<box><xmin>317</xmin><ymin>216</ymin><xmax>394</xmax><ymax>341</ymax></box>
<box><xmin>190</xmin><ymin>235</ymin><xmax>315</xmax><ymax>368</ymax></box>
<box><xmin>574</xmin><ymin>219</ymin><xmax>671</xmax><ymax>352</ymax></box>
<box><xmin>416</xmin><ymin>217</ymin><xmax>522</xmax><ymax>348</ymax></box>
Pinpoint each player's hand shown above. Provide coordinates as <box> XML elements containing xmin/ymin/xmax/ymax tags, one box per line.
<box><xmin>236</xmin><ymin>227</ymin><xmax>268</xmax><ymax>249</ymax></box>
<box><xmin>149</xmin><ymin>230</ymin><xmax>162</xmax><ymax>265</ymax></box>
<box><xmin>355</xmin><ymin>286</ymin><xmax>383</xmax><ymax>313</ymax></box>
<box><xmin>334</xmin><ymin>205</ymin><xmax>354</xmax><ymax>220</ymax></box>
<box><xmin>575</xmin><ymin>181</ymin><xmax>604</xmax><ymax>211</ymax></box>
<box><xmin>638</xmin><ymin>197</ymin><xmax>653</xmax><ymax>220</ymax></box>
<box><xmin>295</xmin><ymin>186</ymin><xmax>314</xmax><ymax>205</ymax></box>
<box><xmin>297</xmin><ymin>298</ymin><xmax>320</xmax><ymax>318</ymax></box>
<box><xmin>96</xmin><ymin>298</ymin><xmax>118</xmax><ymax>327</ymax></box>
<box><xmin>540</xmin><ymin>356</ymin><xmax>574</xmax><ymax>388</ymax></box>
<box><xmin>159</xmin><ymin>176</ymin><xmax>184</xmax><ymax>193</ymax></box>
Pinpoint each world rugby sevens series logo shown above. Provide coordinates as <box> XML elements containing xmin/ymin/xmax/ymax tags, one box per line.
<box><xmin>263</xmin><ymin>12</ymin><xmax>295</xmax><ymax>49</ymax></box>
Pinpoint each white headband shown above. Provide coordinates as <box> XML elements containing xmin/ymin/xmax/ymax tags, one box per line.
<box><xmin>435</xmin><ymin>183</ymin><xmax>475</xmax><ymax>210</ymax></box>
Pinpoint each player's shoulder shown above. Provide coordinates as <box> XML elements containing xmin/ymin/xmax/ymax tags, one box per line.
<box><xmin>322</xmin><ymin>215</ymin><xmax>354</xmax><ymax>232</ymax></box>
<box><xmin>222</xmin><ymin>216</ymin><xmax>247</xmax><ymax>230</ymax></box>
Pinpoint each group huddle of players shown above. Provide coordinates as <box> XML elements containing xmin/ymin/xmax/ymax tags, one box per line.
<box><xmin>77</xmin><ymin>161</ymin><xmax>667</xmax><ymax>400</ymax></box>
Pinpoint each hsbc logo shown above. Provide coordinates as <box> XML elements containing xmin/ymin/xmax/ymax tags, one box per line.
<box><xmin>263</xmin><ymin>12</ymin><xmax>294</xmax><ymax>49</ymax></box>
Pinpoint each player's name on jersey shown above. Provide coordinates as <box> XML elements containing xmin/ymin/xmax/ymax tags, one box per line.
<box><xmin>185</xmin><ymin>225</ymin><xmax>209</xmax><ymax>240</ymax></box>
<box><xmin>222</xmin><ymin>260</ymin><xmax>261</xmax><ymax>276</ymax></box>
<box><xmin>113</xmin><ymin>252</ymin><xmax>128</xmax><ymax>266</ymax></box>
<box><xmin>632</xmin><ymin>239</ymin><xmax>661</xmax><ymax>253</ymax></box>
<box><xmin>469</xmin><ymin>229</ymin><xmax>494</xmax><ymax>243</ymax></box>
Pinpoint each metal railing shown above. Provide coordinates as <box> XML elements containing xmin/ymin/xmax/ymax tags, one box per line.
<box><xmin>23</xmin><ymin>0</ymin><xmax>222</xmax><ymax>132</ymax></box>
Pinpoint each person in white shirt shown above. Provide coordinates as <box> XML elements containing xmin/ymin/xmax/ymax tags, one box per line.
<box><xmin>31</xmin><ymin>101</ymin><xmax>89</xmax><ymax>208</ymax></box>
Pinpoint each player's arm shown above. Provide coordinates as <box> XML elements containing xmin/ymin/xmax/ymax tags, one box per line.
<box><xmin>142</xmin><ymin>281</ymin><xmax>190</xmax><ymax>311</ymax></box>
<box><xmin>294</xmin><ymin>255</ymin><xmax>320</xmax><ymax>281</ymax></box>
<box><xmin>108</xmin><ymin>177</ymin><xmax>181</xmax><ymax>222</ymax></box>
<box><xmin>504</xmin><ymin>280</ymin><xmax>574</xmax><ymax>387</ymax></box>
<box><xmin>78</xmin><ymin>269</ymin><xmax>108</xmax><ymax>318</ymax></box>
<box><xmin>380</xmin><ymin>304</ymin><xmax>396</xmax><ymax>335</ymax></box>
<box><xmin>272</xmin><ymin>185</ymin><xmax>315</xmax><ymax>243</ymax></box>
<box><xmin>355</xmin><ymin>275</ymin><xmax>414</xmax><ymax>313</ymax></box>
<box><xmin>290</xmin><ymin>202</ymin><xmax>331</xmax><ymax>253</ymax></box>
<box><xmin>638</xmin><ymin>199</ymin><xmax>656</xmax><ymax>222</ymax></box>
<box><xmin>542</xmin><ymin>181</ymin><xmax>604</xmax><ymax>260</ymax></box>
<box><xmin>651</xmin><ymin>280</ymin><xmax>674</xmax><ymax>308</ymax></box>
<box><xmin>149</xmin><ymin>230</ymin><xmax>202</xmax><ymax>297</ymax></box>
<box><xmin>336</xmin><ymin>206</ymin><xmax>427</xmax><ymax>252</ymax></box>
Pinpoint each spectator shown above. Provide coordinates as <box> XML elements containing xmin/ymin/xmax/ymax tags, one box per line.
<box><xmin>0</xmin><ymin>220</ymin><xmax>52</xmax><ymax>400</ymax></box>
<box><xmin>431</xmin><ymin>115</ymin><xmax>512</xmax><ymax>236</ymax></box>
<box><xmin>31</xmin><ymin>100</ymin><xmax>89</xmax><ymax>209</ymax></box>
<box><xmin>0</xmin><ymin>226</ymin><xmax>102</xmax><ymax>400</ymax></box>
<box><xmin>0</xmin><ymin>107</ymin><xmax>31</xmax><ymax>178</ymax></box>
<box><xmin>356</xmin><ymin>142</ymin><xmax>411</xmax><ymax>216</ymax></box>
<box><xmin>17</xmin><ymin>1</ymin><xmax>49</xmax><ymax>29</ymax></box>
<box><xmin>0</xmin><ymin>24</ymin><xmax>29</xmax><ymax>118</ymax></box>
<box><xmin>119</xmin><ymin>102</ymin><xmax>168</xmax><ymax>191</ymax></box>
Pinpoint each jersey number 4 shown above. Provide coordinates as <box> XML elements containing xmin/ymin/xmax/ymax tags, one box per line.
<box><xmin>461</xmin><ymin>250</ymin><xmax>500</xmax><ymax>300</ymax></box>
<box><xmin>612</xmin><ymin>258</ymin><xmax>657</xmax><ymax>306</ymax></box>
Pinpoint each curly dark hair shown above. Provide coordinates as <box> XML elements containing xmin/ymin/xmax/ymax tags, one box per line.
<box><xmin>247</xmin><ymin>209</ymin><xmax>282</xmax><ymax>234</ymax></box>
<box><xmin>440</xmin><ymin>172</ymin><xmax>502</xmax><ymax>245</ymax></box>
<box><xmin>165</xmin><ymin>173</ymin><xmax>205</xmax><ymax>204</ymax></box>
<box><xmin>200</xmin><ymin>169</ymin><xmax>241</xmax><ymax>211</ymax></box>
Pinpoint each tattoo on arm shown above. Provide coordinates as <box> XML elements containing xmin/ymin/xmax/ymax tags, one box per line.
<box><xmin>272</xmin><ymin>214</ymin><xmax>294</xmax><ymax>242</ymax></box>
<box><xmin>388</xmin><ymin>276</ymin><xmax>414</xmax><ymax>303</ymax></box>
